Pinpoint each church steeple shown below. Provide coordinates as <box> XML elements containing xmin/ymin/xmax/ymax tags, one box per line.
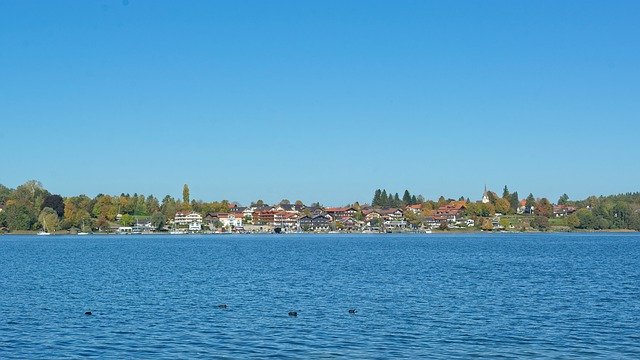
<box><xmin>482</xmin><ymin>184</ymin><xmax>490</xmax><ymax>204</ymax></box>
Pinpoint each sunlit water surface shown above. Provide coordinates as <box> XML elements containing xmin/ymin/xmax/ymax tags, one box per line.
<box><xmin>1</xmin><ymin>233</ymin><xmax>639</xmax><ymax>358</ymax></box>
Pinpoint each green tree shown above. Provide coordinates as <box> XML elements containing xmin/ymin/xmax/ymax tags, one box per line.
<box><xmin>39</xmin><ymin>207</ymin><xmax>59</xmax><ymax>232</ymax></box>
<box><xmin>525</xmin><ymin>193</ymin><xmax>536</xmax><ymax>208</ymax></box>
<box><xmin>4</xmin><ymin>203</ymin><xmax>37</xmax><ymax>230</ymax></box>
<box><xmin>509</xmin><ymin>192</ymin><xmax>520</xmax><ymax>212</ymax></box>
<box><xmin>120</xmin><ymin>214</ymin><xmax>135</xmax><ymax>227</ymax></box>
<box><xmin>402</xmin><ymin>190</ymin><xmax>411</xmax><ymax>205</ymax></box>
<box><xmin>372</xmin><ymin>189</ymin><xmax>382</xmax><ymax>207</ymax></box>
<box><xmin>182</xmin><ymin>184</ymin><xmax>191</xmax><ymax>211</ymax></box>
<box><xmin>381</xmin><ymin>190</ymin><xmax>388</xmax><ymax>207</ymax></box>
<box><xmin>502</xmin><ymin>185</ymin><xmax>510</xmax><ymax>199</ymax></box>
<box><xmin>558</xmin><ymin>193</ymin><xmax>569</xmax><ymax>205</ymax></box>
<box><xmin>145</xmin><ymin>195</ymin><xmax>160</xmax><ymax>215</ymax></box>
<box><xmin>575</xmin><ymin>208</ymin><xmax>594</xmax><ymax>229</ymax></box>
<box><xmin>567</xmin><ymin>214</ymin><xmax>580</xmax><ymax>228</ymax></box>
<box><xmin>531</xmin><ymin>216</ymin><xmax>549</xmax><ymax>231</ymax></box>
<box><xmin>150</xmin><ymin>211</ymin><xmax>166</xmax><ymax>230</ymax></box>
<box><xmin>161</xmin><ymin>195</ymin><xmax>177</xmax><ymax>218</ymax></box>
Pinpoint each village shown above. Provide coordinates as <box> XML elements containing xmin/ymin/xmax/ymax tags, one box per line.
<box><xmin>115</xmin><ymin>188</ymin><xmax>578</xmax><ymax>234</ymax></box>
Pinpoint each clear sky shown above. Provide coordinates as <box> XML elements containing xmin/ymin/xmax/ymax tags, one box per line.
<box><xmin>1</xmin><ymin>1</ymin><xmax>639</xmax><ymax>205</ymax></box>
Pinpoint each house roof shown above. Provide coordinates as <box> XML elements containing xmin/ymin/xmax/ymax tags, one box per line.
<box><xmin>325</xmin><ymin>207</ymin><xmax>355</xmax><ymax>213</ymax></box>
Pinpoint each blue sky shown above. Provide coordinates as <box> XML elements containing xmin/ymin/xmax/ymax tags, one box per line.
<box><xmin>1</xmin><ymin>1</ymin><xmax>639</xmax><ymax>205</ymax></box>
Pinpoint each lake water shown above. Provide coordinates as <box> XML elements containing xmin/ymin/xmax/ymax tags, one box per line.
<box><xmin>1</xmin><ymin>233</ymin><xmax>639</xmax><ymax>358</ymax></box>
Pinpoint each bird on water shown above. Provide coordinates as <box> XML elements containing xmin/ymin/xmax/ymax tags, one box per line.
<box><xmin>288</xmin><ymin>311</ymin><xmax>298</xmax><ymax>317</ymax></box>
<box><xmin>84</xmin><ymin>311</ymin><xmax>92</xmax><ymax>316</ymax></box>
<box><xmin>218</xmin><ymin>304</ymin><xmax>228</xmax><ymax>309</ymax></box>
<box><xmin>348</xmin><ymin>309</ymin><xmax>357</xmax><ymax>314</ymax></box>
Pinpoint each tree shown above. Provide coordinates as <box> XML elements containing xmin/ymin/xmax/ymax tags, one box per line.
<box><xmin>487</xmin><ymin>191</ymin><xmax>499</xmax><ymax>204</ymax></box>
<box><xmin>380</xmin><ymin>190</ymin><xmax>388</xmax><ymax>207</ymax></box>
<box><xmin>575</xmin><ymin>208</ymin><xmax>595</xmax><ymax>229</ymax></box>
<box><xmin>402</xmin><ymin>190</ymin><xmax>411</xmax><ymax>205</ymax></box>
<box><xmin>150</xmin><ymin>211</ymin><xmax>166</xmax><ymax>230</ymax></box>
<box><xmin>558</xmin><ymin>193</ymin><xmax>569</xmax><ymax>205</ymax></box>
<box><xmin>4</xmin><ymin>203</ymin><xmax>37</xmax><ymax>230</ymax></box>
<box><xmin>280</xmin><ymin>199</ymin><xmax>290</xmax><ymax>205</ymax></box>
<box><xmin>120</xmin><ymin>214</ymin><xmax>135</xmax><ymax>227</ymax></box>
<box><xmin>509</xmin><ymin>192</ymin><xmax>519</xmax><ymax>212</ymax></box>
<box><xmin>161</xmin><ymin>195</ymin><xmax>178</xmax><ymax>218</ymax></box>
<box><xmin>535</xmin><ymin>198</ymin><xmax>553</xmax><ymax>218</ymax></box>
<box><xmin>411</xmin><ymin>195</ymin><xmax>418</xmax><ymax>204</ymax></box>
<box><xmin>393</xmin><ymin>193</ymin><xmax>401</xmax><ymax>207</ymax></box>
<box><xmin>0</xmin><ymin>184</ymin><xmax>12</xmax><ymax>205</ymax></box>
<box><xmin>145</xmin><ymin>195</ymin><xmax>160</xmax><ymax>215</ymax></box>
<box><xmin>481</xmin><ymin>218</ymin><xmax>494</xmax><ymax>231</ymax></box>
<box><xmin>495</xmin><ymin>198</ymin><xmax>511</xmax><ymax>214</ymax></box>
<box><xmin>525</xmin><ymin>193</ymin><xmax>536</xmax><ymax>208</ymax></box>
<box><xmin>531</xmin><ymin>216</ymin><xmax>549</xmax><ymax>231</ymax></box>
<box><xmin>295</xmin><ymin>200</ymin><xmax>304</xmax><ymax>206</ymax></box>
<box><xmin>41</xmin><ymin>194</ymin><xmax>65</xmax><ymax>217</ymax></box>
<box><xmin>92</xmin><ymin>195</ymin><xmax>117</xmax><ymax>221</ymax></box>
<box><xmin>567</xmin><ymin>214</ymin><xmax>580</xmax><ymax>228</ymax></box>
<box><xmin>502</xmin><ymin>185</ymin><xmax>510</xmax><ymax>199</ymax></box>
<box><xmin>182</xmin><ymin>184</ymin><xmax>191</xmax><ymax>211</ymax></box>
<box><xmin>39</xmin><ymin>207</ymin><xmax>59</xmax><ymax>232</ymax></box>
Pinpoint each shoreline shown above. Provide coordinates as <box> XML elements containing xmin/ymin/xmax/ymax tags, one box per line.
<box><xmin>1</xmin><ymin>229</ymin><xmax>637</xmax><ymax>236</ymax></box>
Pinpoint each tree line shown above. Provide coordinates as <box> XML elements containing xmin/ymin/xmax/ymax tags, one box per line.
<box><xmin>0</xmin><ymin>181</ymin><xmax>228</xmax><ymax>232</ymax></box>
<box><xmin>1</xmin><ymin>180</ymin><xmax>639</xmax><ymax>232</ymax></box>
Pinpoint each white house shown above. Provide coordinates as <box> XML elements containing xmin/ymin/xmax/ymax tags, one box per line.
<box><xmin>174</xmin><ymin>211</ymin><xmax>203</xmax><ymax>229</ymax></box>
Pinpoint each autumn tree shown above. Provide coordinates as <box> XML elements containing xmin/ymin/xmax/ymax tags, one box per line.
<box><xmin>535</xmin><ymin>198</ymin><xmax>553</xmax><ymax>218</ymax></box>
<box><xmin>495</xmin><ymin>198</ymin><xmax>511</xmax><ymax>214</ymax></box>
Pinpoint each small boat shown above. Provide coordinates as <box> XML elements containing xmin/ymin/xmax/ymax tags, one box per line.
<box><xmin>38</xmin><ymin>219</ymin><xmax>51</xmax><ymax>235</ymax></box>
<box><xmin>78</xmin><ymin>221</ymin><xmax>90</xmax><ymax>235</ymax></box>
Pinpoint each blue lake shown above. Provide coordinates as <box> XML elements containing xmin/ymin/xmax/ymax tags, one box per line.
<box><xmin>1</xmin><ymin>233</ymin><xmax>639</xmax><ymax>358</ymax></box>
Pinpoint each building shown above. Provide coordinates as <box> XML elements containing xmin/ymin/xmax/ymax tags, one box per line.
<box><xmin>382</xmin><ymin>208</ymin><xmax>406</xmax><ymax>227</ymax></box>
<box><xmin>174</xmin><ymin>211</ymin><xmax>203</xmax><ymax>230</ymax></box>
<box><xmin>325</xmin><ymin>207</ymin><xmax>357</xmax><ymax>219</ymax></box>
<box><xmin>405</xmin><ymin>204</ymin><xmax>422</xmax><ymax>214</ymax></box>
<box><xmin>553</xmin><ymin>205</ymin><xmax>577</xmax><ymax>217</ymax></box>
<box><xmin>482</xmin><ymin>185</ymin><xmax>490</xmax><ymax>204</ymax></box>
<box><xmin>298</xmin><ymin>214</ymin><xmax>330</xmax><ymax>231</ymax></box>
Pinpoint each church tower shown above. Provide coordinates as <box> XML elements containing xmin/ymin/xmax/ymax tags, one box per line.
<box><xmin>481</xmin><ymin>185</ymin><xmax>490</xmax><ymax>204</ymax></box>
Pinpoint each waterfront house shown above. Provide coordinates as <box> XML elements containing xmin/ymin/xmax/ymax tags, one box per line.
<box><xmin>174</xmin><ymin>211</ymin><xmax>203</xmax><ymax>231</ymax></box>
<box><xmin>325</xmin><ymin>207</ymin><xmax>357</xmax><ymax>219</ymax></box>
<box><xmin>298</xmin><ymin>214</ymin><xmax>330</xmax><ymax>231</ymax></box>
<box><xmin>382</xmin><ymin>208</ymin><xmax>407</xmax><ymax>228</ymax></box>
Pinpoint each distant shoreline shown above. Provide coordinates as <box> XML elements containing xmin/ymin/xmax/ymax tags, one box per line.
<box><xmin>1</xmin><ymin>229</ymin><xmax>637</xmax><ymax>236</ymax></box>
